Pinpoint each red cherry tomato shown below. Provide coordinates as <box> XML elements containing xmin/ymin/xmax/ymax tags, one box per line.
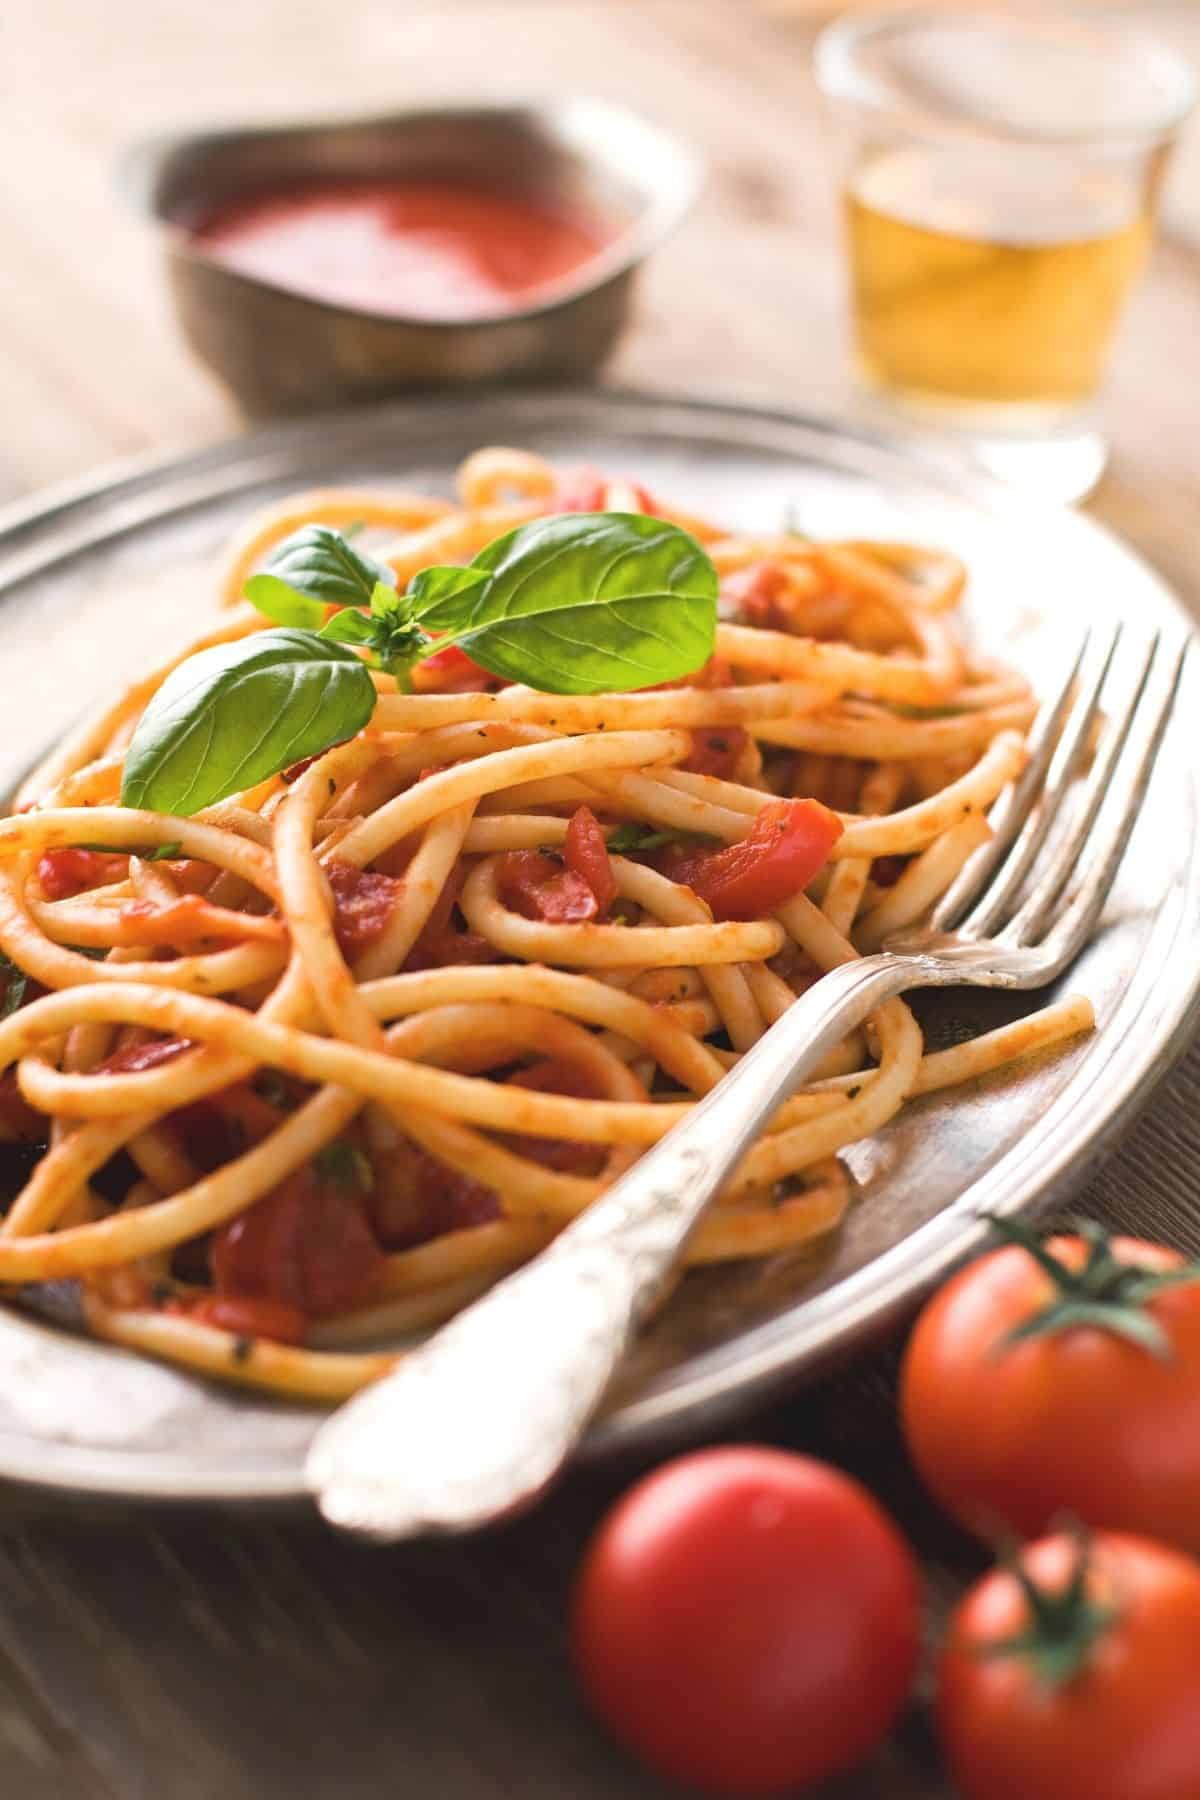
<box><xmin>937</xmin><ymin>1531</ymin><xmax>1200</xmax><ymax>1800</ymax></box>
<box><xmin>571</xmin><ymin>1446</ymin><xmax>920</xmax><ymax>1796</ymax></box>
<box><xmin>901</xmin><ymin>1225</ymin><xmax>1200</xmax><ymax>1550</ymax></box>
<box><xmin>664</xmin><ymin>798</ymin><xmax>843</xmax><ymax>920</ymax></box>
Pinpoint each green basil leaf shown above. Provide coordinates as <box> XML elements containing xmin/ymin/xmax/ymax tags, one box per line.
<box><xmin>242</xmin><ymin>575</ymin><xmax>328</xmax><ymax>630</ymax></box>
<box><xmin>0</xmin><ymin>952</ymin><xmax>27</xmax><ymax>1020</ymax></box>
<box><xmin>406</xmin><ymin>565</ymin><xmax>493</xmax><ymax>630</ymax></box>
<box><xmin>318</xmin><ymin>608</ymin><xmax>378</xmax><ymax>648</ymax></box>
<box><xmin>416</xmin><ymin>512</ymin><xmax>718</xmax><ymax>695</ymax></box>
<box><xmin>252</xmin><ymin>525</ymin><xmax>396</xmax><ymax>610</ymax></box>
<box><xmin>78</xmin><ymin>841</ymin><xmax>183</xmax><ymax>860</ymax></box>
<box><xmin>120</xmin><ymin>629</ymin><xmax>376</xmax><ymax>816</ymax></box>
<box><xmin>369</xmin><ymin>580</ymin><xmax>410</xmax><ymax>621</ymax></box>
<box><xmin>605</xmin><ymin>823</ymin><xmax>718</xmax><ymax>854</ymax></box>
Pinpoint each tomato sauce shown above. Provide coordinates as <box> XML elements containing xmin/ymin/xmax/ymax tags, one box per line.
<box><xmin>190</xmin><ymin>179</ymin><xmax>610</xmax><ymax>320</ymax></box>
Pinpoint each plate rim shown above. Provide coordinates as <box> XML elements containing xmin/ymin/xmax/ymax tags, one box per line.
<box><xmin>1</xmin><ymin>384</ymin><xmax>1197</xmax><ymax>1502</ymax></box>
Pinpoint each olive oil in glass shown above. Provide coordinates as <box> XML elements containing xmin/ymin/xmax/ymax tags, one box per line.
<box><xmin>846</xmin><ymin>146</ymin><xmax>1153</xmax><ymax>427</ymax></box>
<box><xmin>814</xmin><ymin>8</ymin><xmax>1194</xmax><ymax>499</ymax></box>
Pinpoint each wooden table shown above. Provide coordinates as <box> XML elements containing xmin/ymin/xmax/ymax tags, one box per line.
<box><xmin>1</xmin><ymin>4</ymin><xmax>1198</xmax><ymax>1795</ymax></box>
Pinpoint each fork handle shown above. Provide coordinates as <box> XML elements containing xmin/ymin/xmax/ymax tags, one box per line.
<box><xmin>310</xmin><ymin>952</ymin><xmax>938</xmax><ymax>1540</ymax></box>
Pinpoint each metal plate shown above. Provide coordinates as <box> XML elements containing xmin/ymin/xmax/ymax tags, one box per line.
<box><xmin>0</xmin><ymin>389</ymin><xmax>1196</xmax><ymax>1505</ymax></box>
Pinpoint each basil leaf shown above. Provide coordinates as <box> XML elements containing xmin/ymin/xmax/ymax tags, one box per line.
<box><xmin>243</xmin><ymin>575</ymin><xmax>328</xmax><ymax>630</ymax></box>
<box><xmin>606</xmin><ymin>823</ymin><xmax>717</xmax><ymax>854</ymax></box>
<box><xmin>120</xmin><ymin>629</ymin><xmax>377</xmax><ymax>816</ymax></box>
<box><xmin>79</xmin><ymin>841</ymin><xmax>182</xmax><ymax>860</ymax></box>
<box><xmin>369</xmin><ymin>581</ymin><xmax>409</xmax><ymax>622</ymax></box>
<box><xmin>318</xmin><ymin>608</ymin><xmax>377</xmax><ymax>648</ymax></box>
<box><xmin>406</xmin><ymin>565</ymin><xmax>493</xmax><ymax>630</ymax></box>
<box><xmin>251</xmin><ymin>524</ymin><xmax>396</xmax><ymax>610</ymax></box>
<box><xmin>0</xmin><ymin>952</ymin><xmax>27</xmax><ymax>1020</ymax></box>
<box><xmin>415</xmin><ymin>513</ymin><xmax>718</xmax><ymax>695</ymax></box>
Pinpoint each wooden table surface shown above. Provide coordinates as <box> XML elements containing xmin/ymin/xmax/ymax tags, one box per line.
<box><xmin>2</xmin><ymin>3</ymin><xmax>1199</xmax><ymax>1796</ymax></box>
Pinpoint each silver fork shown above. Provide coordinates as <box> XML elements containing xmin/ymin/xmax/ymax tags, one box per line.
<box><xmin>308</xmin><ymin>626</ymin><xmax>1189</xmax><ymax>1541</ymax></box>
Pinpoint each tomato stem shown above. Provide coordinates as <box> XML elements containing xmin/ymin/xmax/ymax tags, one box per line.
<box><xmin>983</xmin><ymin>1214</ymin><xmax>1200</xmax><ymax>1360</ymax></box>
<box><xmin>978</xmin><ymin>1527</ymin><xmax>1117</xmax><ymax>1691</ymax></box>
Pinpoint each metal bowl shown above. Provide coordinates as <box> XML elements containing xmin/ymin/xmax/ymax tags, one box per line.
<box><xmin>119</xmin><ymin>101</ymin><xmax>701</xmax><ymax>415</ymax></box>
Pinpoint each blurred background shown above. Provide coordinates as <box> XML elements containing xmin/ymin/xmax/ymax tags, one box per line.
<box><xmin>4</xmin><ymin>1</ymin><xmax>1196</xmax><ymax>519</ymax></box>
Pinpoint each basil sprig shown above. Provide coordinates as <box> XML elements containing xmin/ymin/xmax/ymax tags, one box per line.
<box><xmin>120</xmin><ymin>512</ymin><xmax>717</xmax><ymax>816</ymax></box>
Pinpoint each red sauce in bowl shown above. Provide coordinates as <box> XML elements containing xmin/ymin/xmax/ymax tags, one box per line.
<box><xmin>189</xmin><ymin>179</ymin><xmax>611</xmax><ymax>320</ymax></box>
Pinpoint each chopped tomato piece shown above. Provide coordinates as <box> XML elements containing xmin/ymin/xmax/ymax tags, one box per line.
<box><xmin>210</xmin><ymin>1161</ymin><xmax>383</xmax><ymax>1317</ymax></box>
<box><xmin>553</xmin><ymin>469</ymin><xmax>606</xmax><ymax>513</ymax></box>
<box><xmin>97</xmin><ymin>1035</ymin><xmax>193</xmax><ymax>1076</ymax></box>
<box><xmin>565</xmin><ymin>806</ymin><xmax>617</xmax><ymax>913</ymax></box>
<box><xmin>680</xmin><ymin>727</ymin><xmax>749</xmax><ymax>781</ymax></box>
<box><xmin>402</xmin><ymin>862</ymin><xmax>499</xmax><ymax>970</ymax></box>
<box><xmin>0</xmin><ymin>1071</ymin><xmax>42</xmax><ymax>1142</ymax></box>
<box><xmin>769</xmin><ymin>942</ymin><xmax>822</xmax><ymax>992</ymax></box>
<box><xmin>722</xmin><ymin>561</ymin><xmax>794</xmax><ymax>630</ymax></box>
<box><xmin>185</xmin><ymin>1294</ymin><xmax>307</xmax><ymax>1346</ymax></box>
<box><xmin>373</xmin><ymin>837</ymin><xmax>418</xmax><ymax>880</ymax></box>
<box><xmin>325</xmin><ymin>859</ymin><xmax>401</xmax><ymax>959</ymax></box>
<box><xmin>502</xmin><ymin>1059</ymin><xmax>606</xmax><ymax>1176</ymax></box>
<box><xmin>496</xmin><ymin>851</ymin><xmax>599</xmax><ymax>924</ymax></box>
<box><xmin>412</xmin><ymin>643</ymin><xmax>504</xmax><ymax>694</ymax></box>
<box><xmin>663</xmin><ymin>798</ymin><xmax>844</xmax><ymax>920</ymax></box>
<box><xmin>172</xmin><ymin>1081</ymin><xmax>286</xmax><ymax>1172</ymax></box>
<box><xmin>872</xmin><ymin>855</ymin><xmax>909</xmax><ymax>889</ymax></box>
<box><xmin>37</xmin><ymin>848</ymin><xmax>130</xmax><ymax>900</ymax></box>
<box><xmin>369</xmin><ymin>1138</ymin><xmax>500</xmax><ymax>1250</ymax></box>
<box><xmin>497</xmin><ymin>804</ymin><xmax>620</xmax><ymax>925</ymax></box>
<box><xmin>160</xmin><ymin>859</ymin><xmax>219</xmax><ymax>895</ymax></box>
<box><xmin>553</xmin><ymin>468</ymin><xmax>659</xmax><ymax>515</ymax></box>
<box><xmin>115</xmin><ymin>894</ymin><xmax>284</xmax><ymax>948</ymax></box>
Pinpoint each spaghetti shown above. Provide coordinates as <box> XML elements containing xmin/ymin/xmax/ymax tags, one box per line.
<box><xmin>0</xmin><ymin>448</ymin><xmax>1093</xmax><ymax>1401</ymax></box>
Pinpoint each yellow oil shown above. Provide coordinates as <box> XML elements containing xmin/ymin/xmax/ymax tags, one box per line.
<box><xmin>845</xmin><ymin>147</ymin><xmax>1152</xmax><ymax>419</ymax></box>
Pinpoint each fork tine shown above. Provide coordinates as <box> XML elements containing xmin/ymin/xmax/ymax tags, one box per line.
<box><xmin>929</xmin><ymin>628</ymin><xmax>1094</xmax><ymax>933</ymax></box>
<box><xmin>955</xmin><ymin>623</ymin><xmax>1123</xmax><ymax>939</ymax></box>
<box><xmin>1016</xmin><ymin>632</ymin><xmax>1189</xmax><ymax>958</ymax></box>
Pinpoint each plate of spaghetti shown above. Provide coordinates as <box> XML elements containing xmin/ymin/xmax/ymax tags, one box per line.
<box><xmin>0</xmin><ymin>391</ymin><xmax>1195</xmax><ymax>1503</ymax></box>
